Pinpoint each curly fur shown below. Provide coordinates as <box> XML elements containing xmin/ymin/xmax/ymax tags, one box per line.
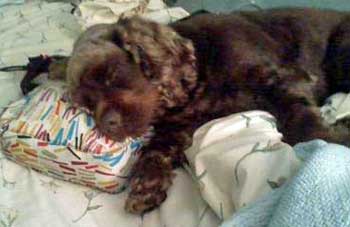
<box><xmin>110</xmin><ymin>17</ymin><xmax>198</xmax><ymax>108</ymax></box>
<box><xmin>21</xmin><ymin>8</ymin><xmax>350</xmax><ymax>214</ymax></box>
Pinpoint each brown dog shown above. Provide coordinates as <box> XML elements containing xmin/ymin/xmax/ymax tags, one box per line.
<box><xmin>21</xmin><ymin>7</ymin><xmax>350</xmax><ymax>214</ymax></box>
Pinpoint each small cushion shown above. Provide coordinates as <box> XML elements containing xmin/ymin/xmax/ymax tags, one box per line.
<box><xmin>0</xmin><ymin>80</ymin><xmax>148</xmax><ymax>193</ymax></box>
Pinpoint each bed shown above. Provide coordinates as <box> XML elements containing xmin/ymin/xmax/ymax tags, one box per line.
<box><xmin>1</xmin><ymin>1</ymin><xmax>350</xmax><ymax>227</ymax></box>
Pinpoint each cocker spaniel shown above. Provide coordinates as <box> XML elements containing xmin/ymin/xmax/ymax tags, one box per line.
<box><xmin>21</xmin><ymin>7</ymin><xmax>350</xmax><ymax>214</ymax></box>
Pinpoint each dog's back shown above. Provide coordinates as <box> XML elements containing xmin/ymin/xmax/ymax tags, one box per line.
<box><xmin>172</xmin><ymin>8</ymin><xmax>350</xmax><ymax>97</ymax></box>
<box><xmin>169</xmin><ymin>8</ymin><xmax>350</xmax><ymax>145</ymax></box>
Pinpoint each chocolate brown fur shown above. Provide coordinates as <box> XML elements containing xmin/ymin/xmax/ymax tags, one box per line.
<box><xmin>38</xmin><ymin>8</ymin><xmax>350</xmax><ymax>213</ymax></box>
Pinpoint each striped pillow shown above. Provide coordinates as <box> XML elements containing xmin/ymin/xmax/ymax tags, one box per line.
<box><xmin>0</xmin><ymin>80</ymin><xmax>147</xmax><ymax>193</ymax></box>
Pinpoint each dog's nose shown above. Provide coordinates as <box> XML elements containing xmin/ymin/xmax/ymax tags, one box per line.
<box><xmin>94</xmin><ymin>101</ymin><xmax>126</xmax><ymax>141</ymax></box>
<box><xmin>100</xmin><ymin>110</ymin><xmax>124</xmax><ymax>141</ymax></box>
<box><xmin>95</xmin><ymin>100</ymin><xmax>109</xmax><ymax>124</ymax></box>
<box><xmin>104</xmin><ymin>111</ymin><xmax>123</xmax><ymax>128</ymax></box>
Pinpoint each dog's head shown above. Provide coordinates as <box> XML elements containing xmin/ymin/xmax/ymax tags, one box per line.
<box><xmin>66</xmin><ymin>17</ymin><xmax>197</xmax><ymax>141</ymax></box>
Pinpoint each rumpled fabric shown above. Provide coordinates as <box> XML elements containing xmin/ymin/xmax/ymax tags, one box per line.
<box><xmin>221</xmin><ymin>140</ymin><xmax>350</xmax><ymax>227</ymax></box>
<box><xmin>184</xmin><ymin>111</ymin><xmax>301</xmax><ymax>220</ymax></box>
<box><xmin>74</xmin><ymin>0</ymin><xmax>190</xmax><ymax>28</ymax></box>
<box><xmin>321</xmin><ymin>92</ymin><xmax>350</xmax><ymax>124</ymax></box>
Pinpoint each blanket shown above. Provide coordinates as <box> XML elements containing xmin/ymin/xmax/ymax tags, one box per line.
<box><xmin>221</xmin><ymin>139</ymin><xmax>350</xmax><ymax>227</ymax></box>
<box><xmin>0</xmin><ymin>0</ymin><xmax>23</xmax><ymax>7</ymax></box>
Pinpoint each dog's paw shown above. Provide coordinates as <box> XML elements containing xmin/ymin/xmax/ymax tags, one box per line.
<box><xmin>48</xmin><ymin>58</ymin><xmax>68</xmax><ymax>80</ymax></box>
<box><xmin>125</xmin><ymin>189</ymin><xmax>167</xmax><ymax>214</ymax></box>
<box><xmin>20</xmin><ymin>80</ymin><xmax>39</xmax><ymax>95</ymax></box>
<box><xmin>328</xmin><ymin>118</ymin><xmax>350</xmax><ymax>147</ymax></box>
<box><xmin>124</xmin><ymin>152</ymin><xmax>175</xmax><ymax>214</ymax></box>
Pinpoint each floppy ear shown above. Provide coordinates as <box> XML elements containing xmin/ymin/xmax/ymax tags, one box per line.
<box><xmin>111</xmin><ymin>17</ymin><xmax>198</xmax><ymax>108</ymax></box>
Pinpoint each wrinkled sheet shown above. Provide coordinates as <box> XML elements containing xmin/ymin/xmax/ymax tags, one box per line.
<box><xmin>184</xmin><ymin>111</ymin><xmax>301</xmax><ymax>219</ymax></box>
<box><xmin>218</xmin><ymin>92</ymin><xmax>350</xmax><ymax>227</ymax></box>
<box><xmin>75</xmin><ymin>0</ymin><xmax>190</xmax><ymax>27</ymax></box>
<box><xmin>0</xmin><ymin>1</ymin><xmax>80</xmax><ymax>108</ymax></box>
<box><xmin>0</xmin><ymin>152</ymin><xmax>218</xmax><ymax>227</ymax></box>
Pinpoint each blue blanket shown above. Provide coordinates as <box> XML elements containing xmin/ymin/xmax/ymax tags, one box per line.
<box><xmin>221</xmin><ymin>140</ymin><xmax>350</xmax><ymax>227</ymax></box>
<box><xmin>0</xmin><ymin>0</ymin><xmax>24</xmax><ymax>7</ymax></box>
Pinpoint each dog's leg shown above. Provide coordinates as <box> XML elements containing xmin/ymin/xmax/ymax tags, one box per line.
<box><xmin>278</xmin><ymin>102</ymin><xmax>347</xmax><ymax>145</ymax></box>
<box><xmin>279</xmin><ymin>101</ymin><xmax>350</xmax><ymax>146</ymax></box>
<box><xmin>274</xmin><ymin>75</ymin><xmax>350</xmax><ymax>145</ymax></box>
<box><xmin>244</xmin><ymin>62</ymin><xmax>350</xmax><ymax>145</ymax></box>
<box><xmin>324</xmin><ymin>17</ymin><xmax>350</xmax><ymax>94</ymax></box>
<box><xmin>47</xmin><ymin>57</ymin><xmax>69</xmax><ymax>81</ymax></box>
<box><xmin>20</xmin><ymin>56</ymin><xmax>69</xmax><ymax>94</ymax></box>
<box><xmin>125</xmin><ymin>130</ymin><xmax>191</xmax><ymax>214</ymax></box>
<box><xmin>124</xmin><ymin>151</ymin><xmax>175</xmax><ymax>214</ymax></box>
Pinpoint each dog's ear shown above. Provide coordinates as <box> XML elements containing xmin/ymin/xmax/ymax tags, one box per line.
<box><xmin>111</xmin><ymin>17</ymin><xmax>198</xmax><ymax>108</ymax></box>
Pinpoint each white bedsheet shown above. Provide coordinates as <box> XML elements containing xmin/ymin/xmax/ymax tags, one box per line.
<box><xmin>0</xmin><ymin>152</ymin><xmax>219</xmax><ymax>227</ymax></box>
<box><xmin>185</xmin><ymin>111</ymin><xmax>301</xmax><ymax>219</ymax></box>
<box><xmin>2</xmin><ymin>2</ymin><xmax>350</xmax><ymax>227</ymax></box>
<box><xmin>0</xmin><ymin>1</ymin><xmax>80</xmax><ymax>108</ymax></box>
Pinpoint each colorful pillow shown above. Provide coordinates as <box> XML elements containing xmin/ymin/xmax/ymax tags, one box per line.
<box><xmin>0</xmin><ymin>80</ymin><xmax>148</xmax><ymax>193</ymax></box>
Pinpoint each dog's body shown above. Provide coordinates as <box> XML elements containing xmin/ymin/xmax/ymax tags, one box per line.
<box><xmin>171</xmin><ymin>8</ymin><xmax>350</xmax><ymax>134</ymax></box>
<box><xmin>21</xmin><ymin>8</ymin><xmax>350</xmax><ymax>214</ymax></box>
